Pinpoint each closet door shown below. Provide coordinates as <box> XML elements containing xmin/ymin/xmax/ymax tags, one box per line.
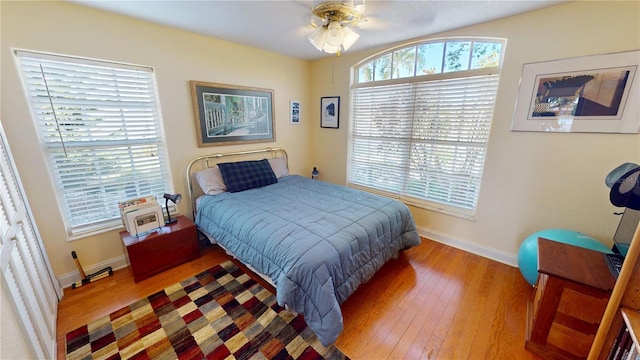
<box><xmin>0</xmin><ymin>120</ymin><xmax>61</xmax><ymax>359</ymax></box>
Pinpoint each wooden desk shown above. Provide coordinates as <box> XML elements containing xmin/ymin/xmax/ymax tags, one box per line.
<box><xmin>120</xmin><ymin>215</ymin><xmax>199</xmax><ymax>282</ymax></box>
<box><xmin>526</xmin><ymin>238</ymin><xmax>616</xmax><ymax>360</ymax></box>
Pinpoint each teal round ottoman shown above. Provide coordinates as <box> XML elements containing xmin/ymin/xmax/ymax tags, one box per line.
<box><xmin>517</xmin><ymin>228</ymin><xmax>612</xmax><ymax>285</ymax></box>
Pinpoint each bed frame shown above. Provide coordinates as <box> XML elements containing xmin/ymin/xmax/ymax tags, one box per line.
<box><xmin>185</xmin><ymin>147</ymin><xmax>288</xmax><ymax>219</ymax></box>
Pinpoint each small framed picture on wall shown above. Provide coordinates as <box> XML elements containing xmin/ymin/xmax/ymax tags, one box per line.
<box><xmin>290</xmin><ymin>100</ymin><xmax>300</xmax><ymax>125</ymax></box>
<box><xmin>320</xmin><ymin>96</ymin><xmax>340</xmax><ymax>129</ymax></box>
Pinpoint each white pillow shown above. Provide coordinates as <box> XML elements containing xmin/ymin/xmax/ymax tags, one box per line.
<box><xmin>268</xmin><ymin>156</ymin><xmax>289</xmax><ymax>178</ymax></box>
<box><xmin>194</xmin><ymin>166</ymin><xmax>227</xmax><ymax>195</ymax></box>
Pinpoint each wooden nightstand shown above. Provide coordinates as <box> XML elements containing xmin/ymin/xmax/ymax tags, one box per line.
<box><xmin>526</xmin><ymin>238</ymin><xmax>616</xmax><ymax>359</ymax></box>
<box><xmin>120</xmin><ymin>215</ymin><xmax>199</xmax><ymax>282</ymax></box>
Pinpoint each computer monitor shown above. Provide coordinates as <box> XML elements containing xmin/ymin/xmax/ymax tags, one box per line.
<box><xmin>613</xmin><ymin>208</ymin><xmax>640</xmax><ymax>257</ymax></box>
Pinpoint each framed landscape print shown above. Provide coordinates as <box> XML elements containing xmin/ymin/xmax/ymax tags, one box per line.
<box><xmin>190</xmin><ymin>81</ymin><xmax>275</xmax><ymax>146</ymax></box>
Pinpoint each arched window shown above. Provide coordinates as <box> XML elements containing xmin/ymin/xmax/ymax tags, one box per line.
<box><xmin>349</xmin><ymin>38</ymin><xmax>506</xmax><ymax>218</ymax></box>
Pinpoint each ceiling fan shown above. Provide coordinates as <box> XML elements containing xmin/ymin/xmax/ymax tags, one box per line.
<box><xmin>307</xmin><ymin>0</ymin><xmax>366</xmax><ymax>56</ymax></box>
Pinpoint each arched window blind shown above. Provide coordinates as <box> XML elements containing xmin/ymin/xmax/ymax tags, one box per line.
<box><xmin>349</xmin><ymin>38</ymin><xmax>505</xmax><ymax>217</ymax></box>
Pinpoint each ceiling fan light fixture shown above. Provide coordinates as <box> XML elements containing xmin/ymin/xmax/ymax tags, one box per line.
<box><xmin>322</xmin><ymin>42</ymin><xmax>341</xmax><ymax>54</ymax></box>
<box><xmin>325</xmin><ymin>21</ymin><xmax>344</xmax><ymax>47</ymax></box>
<box><xmin>341</xmin><ymin>26</ymin><xmax>359</xmax><ymax>51</ymax></box>
<box><xmin>308</xmin><ymin>27</ymin><xmax>328</xmax><ymax>51</ymax></box>
<box><xmin>308</xmin><ymin>1</ymin><xmax>365</xmax><ymax>56</ymax></box>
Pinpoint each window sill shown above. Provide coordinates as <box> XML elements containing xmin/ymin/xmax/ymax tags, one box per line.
<box><xmin>66</xmin><ymin>211</ymin><xmax>181</xmax><ymax>241</ymax></box>
<box><xmin>347</xmin><ymin>183</ymin><xmax>476</xmax><ymax>221</ymax></box>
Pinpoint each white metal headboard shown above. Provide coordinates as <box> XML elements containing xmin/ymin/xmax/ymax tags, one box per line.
<box><xmin>186</xmin><ymin>147</ymin><xmax>288</xmax><ymax>219</ymax></box>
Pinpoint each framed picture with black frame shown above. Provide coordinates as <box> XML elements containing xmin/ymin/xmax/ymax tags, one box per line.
<box><xmin>290</xmin><ymin>100</ymin><xmax>300</xmax><ymax>125</ymax></box>
<box><xmin>511</xmin><ymin>50</ymin><xmax>640</xmax><ymax>133</ymax></box>
<box><xmin>320</xmin><ymin>96</ymin><xmax>340</xmax><ymax>129</ymax></box>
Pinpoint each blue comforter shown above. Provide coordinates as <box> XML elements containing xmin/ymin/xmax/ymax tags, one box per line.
<box><xmin>195</xmin><ymin>175</ymin><xmax>421</xmax><ymax>346</ymax></box>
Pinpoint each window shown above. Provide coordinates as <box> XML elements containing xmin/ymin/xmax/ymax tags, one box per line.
<box><xmin>16</xmin><ymin>50</ymin><xmax>173</xmax><ymax>239</ymax></box>
<box><xmin>350</xmin><ymin>38</ymin><xmax>505</xmax><ymax>218</ymax></box>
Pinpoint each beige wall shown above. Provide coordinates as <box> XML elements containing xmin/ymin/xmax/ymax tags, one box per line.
<box><xmin>309</xmin><ymin>0</ymin><xmax>640</xmax><ymax>259</ymax></box>
<box><xmin>1</xmin><ymin>1</ymin><xmax>312</xmax><ymax>277</ymax></box>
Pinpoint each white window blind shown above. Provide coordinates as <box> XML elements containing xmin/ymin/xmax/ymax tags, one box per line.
<box><xmin>350</xmin><ymin>73</ymin><xmax>499</xmax><ymax>213</ymax></box>
<box><xmin>16</xmin><ymin>51</ymin><xmax>172</xmax><ymax>238</ymax></box>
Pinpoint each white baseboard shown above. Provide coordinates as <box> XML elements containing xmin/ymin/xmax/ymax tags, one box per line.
<box><xmin>58</xmin><ymin>255</ymin><xmax>129</xmax><ymax>290</ymax></box>
<box><xmin>57</xmin><ymin>229</ymin><xmax>517</xmax><ymax>290</ymax></box>
<box><xmin>416</xmin><ymin>226</ymin><xmax>518</xmax><ymax>267</ymax></box>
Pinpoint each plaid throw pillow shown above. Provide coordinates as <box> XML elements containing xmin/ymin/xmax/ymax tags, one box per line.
<box><xmin>218</xmin><ymin>159</ymin><xmax>278</xmax><ymax>193</ymax></box>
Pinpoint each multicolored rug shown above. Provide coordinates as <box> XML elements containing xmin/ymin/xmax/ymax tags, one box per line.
<box><xmin>65</xmin><ymin>261</ymin><xmax>348</xmax><ymax>360</ymax></box>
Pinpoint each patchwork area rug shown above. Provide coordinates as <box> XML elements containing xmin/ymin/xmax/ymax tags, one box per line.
<box><xmin>65</xmin><ymin>261</ymin><xmax>348</xmax><ymax>360</ymax></box>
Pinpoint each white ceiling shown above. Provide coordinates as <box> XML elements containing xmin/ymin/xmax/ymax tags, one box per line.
<box><xmin>69</xmin><ymin>0</ymin><xmax>569</xmax><ymax>60</ymax></box>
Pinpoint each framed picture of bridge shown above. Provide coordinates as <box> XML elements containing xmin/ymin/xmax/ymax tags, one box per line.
<box><xmin>190</xmin><ymin>81</ymin><xmax>275</xmax><ymax>146</ymax></box>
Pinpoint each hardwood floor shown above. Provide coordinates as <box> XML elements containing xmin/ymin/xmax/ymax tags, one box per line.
<box><xmin>56</xmin><ymin>239</ymin><xmax>542</xmax><ymax>359</ymax></box>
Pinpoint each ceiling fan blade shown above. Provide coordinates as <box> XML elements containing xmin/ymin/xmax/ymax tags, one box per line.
<box><xmin>361</xmin><ymin>1</ymin><xmax>438</xmax><ymax>31</ymax></box>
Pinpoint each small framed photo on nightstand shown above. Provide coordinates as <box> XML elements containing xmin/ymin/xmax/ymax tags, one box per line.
<box><xmin>134</xmin><ymin>212</ymin><xmax>161</xmax><ymax>234</ymax></box>
<box><xmin>126</xmin><ymin>204</ymin><xmax>163</xmax><ymax>236</ymax></box>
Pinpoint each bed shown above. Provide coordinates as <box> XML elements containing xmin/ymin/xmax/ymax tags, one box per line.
<box><xmin>186</xmin><ymin>148</ymin><xmax>421</xmax><ymax>346</ymax></box>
